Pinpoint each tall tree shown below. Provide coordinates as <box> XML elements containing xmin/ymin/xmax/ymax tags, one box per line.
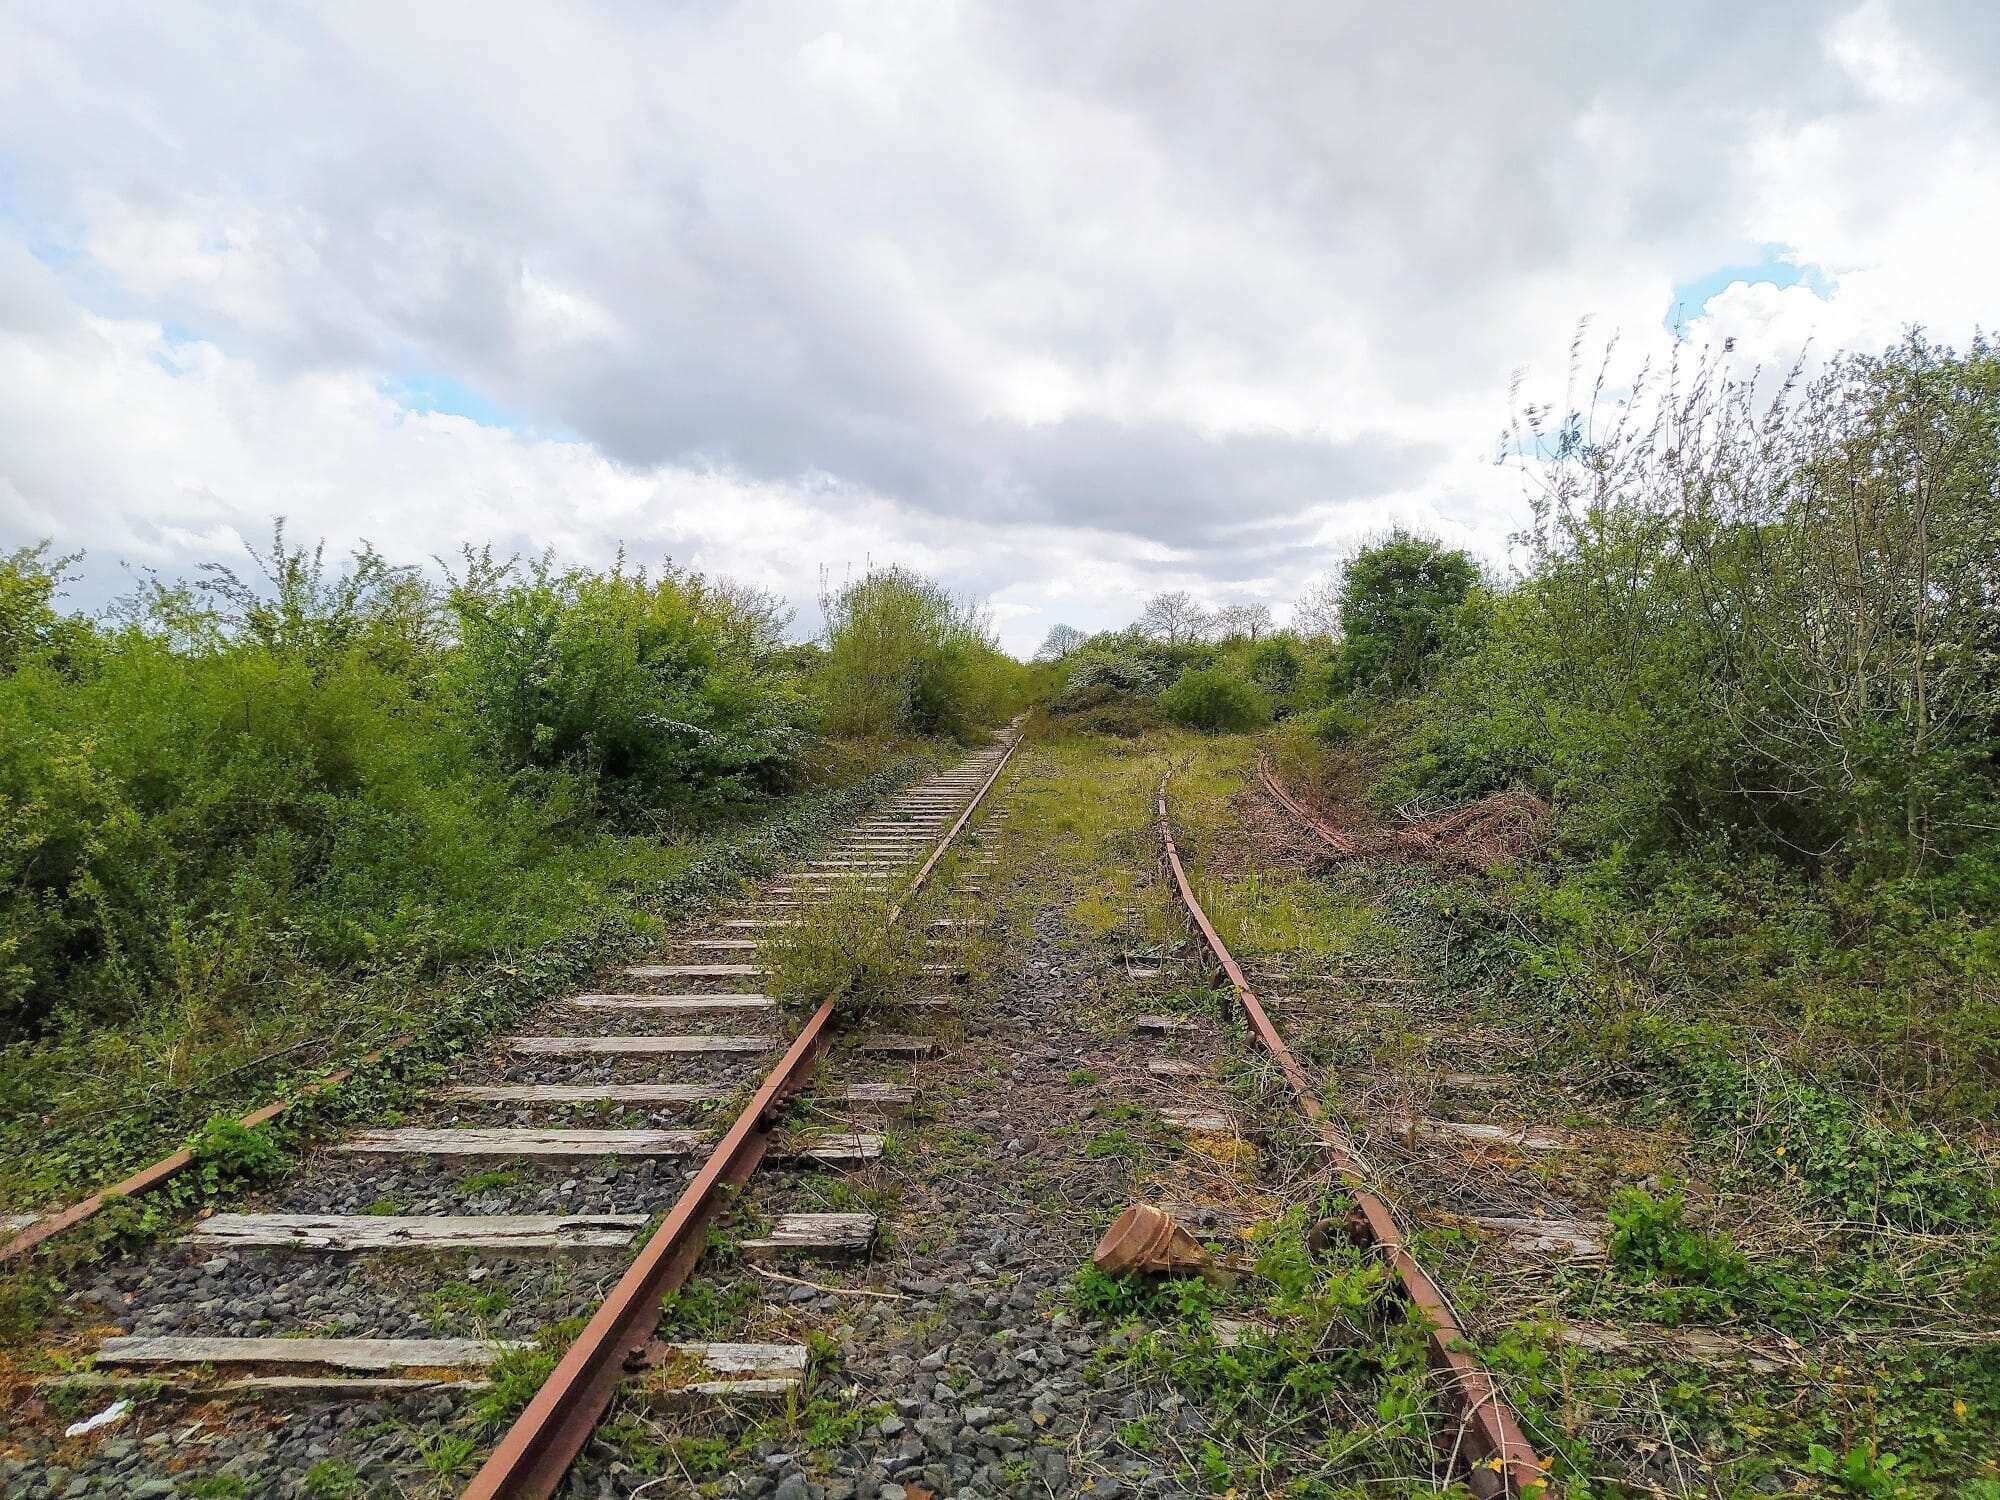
<box><xmin>1338</xmin><ymin>532</ymin><xmax>1479</xmax><ymax>694</ymax></box>
<box><xmin>1034</xmin><ymin>623</ymin><xmax>1088</xmax><ymax>661</ymax></box>
<box><xmin>1291</xmin><ymin>571</ymin><xmax>1342</xmax><ymax>639</ymax></box>
<box><xmin>1136</xmin><ymin>590</ymin><xmax>1211</xmax><ymax>644</ymax></box>
<box><xmin>1211</xmin><ymin>603</ymin><xmax>1274</xmax><ymax>641</ymax></box>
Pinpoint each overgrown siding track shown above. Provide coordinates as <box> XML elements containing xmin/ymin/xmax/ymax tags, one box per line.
<box><xmin>1233</xmin><ymin>756</ymin><xmax>1904</xmax><ymax>1498</ymax></box>
<box><xmin>21</xmin><ymin>733</ymin><xmax>1928</xmax><ymax>1499</ymax></box>
<box><xmin>1157</xmin><ymin>771</ymin><xmax>1546</xmax><ymax>1498</ymax></box>
<box><xmin>0</xmin><ymin>740</ymin><xmax>1015</xmax><ymax>1500</ymax></box>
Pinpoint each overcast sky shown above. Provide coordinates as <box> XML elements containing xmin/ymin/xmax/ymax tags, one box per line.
<box><xmin>2</xmin><ymin>1</ymin><xmax>1995</xmax><ymax>653</ymax></box>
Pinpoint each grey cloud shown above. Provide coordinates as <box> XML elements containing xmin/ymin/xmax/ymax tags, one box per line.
<box><xmin>2</xmin><ymin>0</ymin><xmax>1997</xmax><ymax>646</ymax></box>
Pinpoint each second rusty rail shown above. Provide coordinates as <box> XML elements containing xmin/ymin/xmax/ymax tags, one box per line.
<box><xmin>1156</xmin><ymin>770</ymin><xmax>1550</xmax><ymax>1499</ymax></box>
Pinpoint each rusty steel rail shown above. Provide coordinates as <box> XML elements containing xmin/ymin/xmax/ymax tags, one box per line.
<box><xmin>462</xmin><ymin>733</ymin><xmax>1020</xmax><ymax>1500</ymax></box>
<box><xmin>1156</xmin><ymin>772</ymin><xmax>1550</xmax><ymax>1499</ymax></box>
<box><xmin>1256</xmin><ymin>750</ymin><xmax>1362</xmax><ymax>857</ymax></box>
<box><xmin>0</xmin><ymin>1037</ymin><xmax>411</xmax><ymax>1267</ymax></box>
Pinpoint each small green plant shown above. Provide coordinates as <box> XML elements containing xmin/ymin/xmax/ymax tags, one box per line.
<box><xmin>1085</xmin><ymin>1127</ymin><xmax>1146</xmax><ymax>1166</ymax></box>
<box><xmin>1066</xmin><ymin>1068</ymin><xmax>1099</xmax><ymax>1086</ymax></box>
<box><xmin>1070</xmin><ymin>1263</ymin><xmax>1190</xmax><ymax>1321</ymax></box>
<box><xmin>302</xmin><ymin>1460</ymin><xmax>360</xmax><ymax>1500</ymax></box>
<box><xmin>1118</xmin><ymin>1415</ymin><xmax>1161</xmax><ymax>1451</ymax></box>
<box><xmin>417</xmin><ymin>1429</ymin><xmax>480</xmax><ymax>1484</ymax></box>
<box><xmin>186</xmin><ymin>1117</ymin><xmax>290</xmax><ymax>1197</ymax></box>
<box><xmin>798</xmin><ymin>1396</ymin><xmax>891</xmax><ymax>1450</ymax></box>
<box><xmin>759</xmin><ymin>881</ymin><xmax>923</xmax><ymax>1017</ymax></box>
<box><xmin>361</xmin><ymin>1196</ymin><xmax>406</xmax><ymax>1216</ymax></box>
<box><xmin>667</xmin><ymin>1434</ymin><xmax>734</xmax><ymax>1474</ymax></box>
<box><xmin>1197</xmin><ymin>1440</ymin><xmax>1233</xmax><ymax>1491</ymax></box>
<box><xmin>472</xmin><ymin>1344</ymin><xmax>560</xmax><ymax>1431</ymax></box>
<box><xmin>1802</xmin><ymin>1442</ymin><xmax>1908</xmax><ymax>1498</ymax></box>
<box><xmin>660</xmin><ymin>1278</ymin><xmax>758</xmax><ymax>1338</ymax></box>
<box><xmin>458</xmin><ymin>1167</ymin><xmax>525</xmax><ymax>1195</ymax></box>
<box><xmin>425</xmin><ymin>1279</ymin><xmax>512</xmax><ymax>1323</ymax></box>
<box><xmin>186</xmin><ymin>1477</ymin><xmax>249</xmax><ymax>1499</ymax></box>
<box><xmin>1607</xmin><ymin>1183</ymin><xmax>1747</xmax><ymax>1291</ymax></box>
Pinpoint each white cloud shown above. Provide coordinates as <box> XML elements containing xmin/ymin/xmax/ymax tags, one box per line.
<box><xmin>1</xmin><ymin>0</ymin><xmax>1996</xmax><ymax>653</ymax></box>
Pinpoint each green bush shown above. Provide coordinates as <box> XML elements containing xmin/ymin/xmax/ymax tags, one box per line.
<box><xmin>0</xmin><ymin>527</ymin><xmax>997</xmax><ymax>1156</ymax></box>
<box><xmin>186</xmin><ymin>1117</ymin><xmax>291</xmax><ymax>1197</ymax></box>
<box><xmin>1606</xmin><ymin>1182</ymin><xmax>1748</xmax><ymax>1291</ymax></box>
<box><xmin>1159</xmin><ymin>666</ymin><xmax>1270</xmax><ymax>733</ymax></box>
<box><xmin>1298</xmin><ymin>699</ymin><xmax>1369</xmax><ymax>746</ymax></box>
<box><xmin>444</xmin><ymin>550</ymin><xmax>811</xmax><ymax>815</ymax></box>
<box><xmin>1067</xmin><ymin>698</ymin><xmax>1163</xmax><ymax>739</ymax></box>
<box><xmin>1375</xmin><ymin>333</ymin><xmax>2000</xmax><ymax>1114</ymax></box>
<box><xmin>816</xmin><ymin>567</ymin><xmax>1021</xmax><ymax>741</ymax></box>
<box><xmin>1334</xmin><ymin>531</ymin><xmax>1481</xmax><ymax>696</ymax></box>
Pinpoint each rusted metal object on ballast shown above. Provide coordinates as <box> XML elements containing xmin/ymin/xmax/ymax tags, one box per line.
<box><xmin>1092</xmin><ymin>1204</ymin><xmax>1213</xmax><ymax>1276</ymax></box>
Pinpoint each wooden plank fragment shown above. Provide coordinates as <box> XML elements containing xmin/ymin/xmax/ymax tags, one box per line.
<box><xmin>507</xmin><ymin>1035</ymin><xmax>771</xmax><ymax>1056</ymax></box>
<box><xmin>738</xmin><ymin>1212</ymin><xmax>877</xmax><ymax>1260</ymax></box>
<box><xmin>843</xmin><ymin>1083</ymin><xmax>916</xmax><ymax>1110</ymax></box>
<box><xmin>45</xmin><ymin>1373</ymin><xmax>489</xmax><ymax>1400</ymax></box>
<box><xmin>1147</xmin><ymin>1058</ymin><xmax>1202</xmax><ymax>1078</ymax></box>
<box><xmin>1135</xmin><ymin>1015</ymin><xmax>1195</xmax><ymax>1034</ymax></box>
<box><xmin>1467</xmin><ymin>1215</ymin><xmax>1604</xmax><ymax>1258</ymax></box>
<box><xmin>623</xmin><ymin>963</ymin><xmax>763</xmax><ymax>979</ymax></box>
<box><xmin>1560</xmin><ymin>1321</ymin><xmax>1791</xmax><ymax>1373</ymax></box>
<box><xmin>1392</xmin><ymin>1117</ymin><xmax>1574</xmax><ymax>1152</ymax></box>
<box><xmin>185</xmin><ymin>1213</ymin><xmax>647</xmax><ymax>1252</ymax></box>
<box><xmin>446</xmin><ymin>1083</ymin><xmax>727</xmax><ymax>1105</ymax></box>
<box><xmin>97</xmin><ymin>1336</ymin><xmax>518</xmax><ymax>1371</ymax></box>
<box><xmin>647</xmin><ymin>1343</ymin><xmax>809</xmax><ymax>1404</ymax></box>
<box><xmin>566</xmin><ymin>995</ymin><xmax>774</xmax><ymax>1013</ymax></box>
<box><xmin>338</xmin><ymin>1128</ymin><xmax>708</xmax><ymax>1159</ymax></box>
<box><xmin>1162</xmin><ymin>1107</ymin><xmax>1234</xmax><ymax>1133</ymax></box>
<box><xmin>788</xmin><ymin>1132</ymin><xmax>884</xmax><ymax>1166</ymax></box>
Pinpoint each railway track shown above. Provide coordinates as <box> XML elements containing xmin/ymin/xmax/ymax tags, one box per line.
<box><xmin>4</xmin><ymin>738</ymin><xmax>1016</xmax><ymax>1498</ymax></box>
<box><xmin>1213</xmin><ymin>754</ymin><xmax>1851</xmax><ymax>1497</ymax></box>
<box><xmin>1156</xmin><ymin>770</ymin><xmax>1547</xmax><ymax>1499</ymax></box>
<box><xmin>11</xmin><ymin>733</ymin><xmax>1842</xmax><ymax>1498</ymax></box>
<box><xmin>572</xmin><ymin>739</ymin><xmax>1572</xmax><ymax>1500</ymax></box>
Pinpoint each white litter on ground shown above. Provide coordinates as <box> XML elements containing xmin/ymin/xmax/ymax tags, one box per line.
<box><xmin>64</xmin><ymin>1398</ymin><xmax>131</xmax><ymax>1438</ymax></box>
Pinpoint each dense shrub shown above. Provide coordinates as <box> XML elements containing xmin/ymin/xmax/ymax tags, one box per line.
<box><xmin>0</xmin><ymin>535</ymin><xmax>1008</xmax><ymax>1044</ymax></box>
<box><xmin>1333</xmin><ymin>532</ymin><xmax>1482</xmax><ymax>697</ymax></box>
<box><xmin>1298</xmin><ymin>699</ymin><xmax>1370</xmax><ymax>746</ymax></box>
<box><xmin>1403</xmin><ymin>334</ymin><xmax>2000</xmax><ymax>874</ymax></box>
<box><xmin>1160</xmin><ymin>666</ymin><xmax>1271</xmax><ymax>733</ymax></box>
<box><xmin>1066</xmin><ymin>697</ymin><xmax>1164</xmax><ymax>739</ymax></box>
<box><xmin>444</xmin><ymin>551</ymin><xmax>811</xmax><ymax>816</ymax></box>
<box><xmin>1384</xmin><ymin>333</ymin><xmax>2000</xmax><ymax>1110</ymax></box>
<box><xmin>1057</xmin><ymin>642</ymin><xmax>1166</xmax><ymax>706</ymax></box>
<box><xmin>817</xmin><ymin>567</ymin><xmax>1022</xmax><ymax>741</ymax></box>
